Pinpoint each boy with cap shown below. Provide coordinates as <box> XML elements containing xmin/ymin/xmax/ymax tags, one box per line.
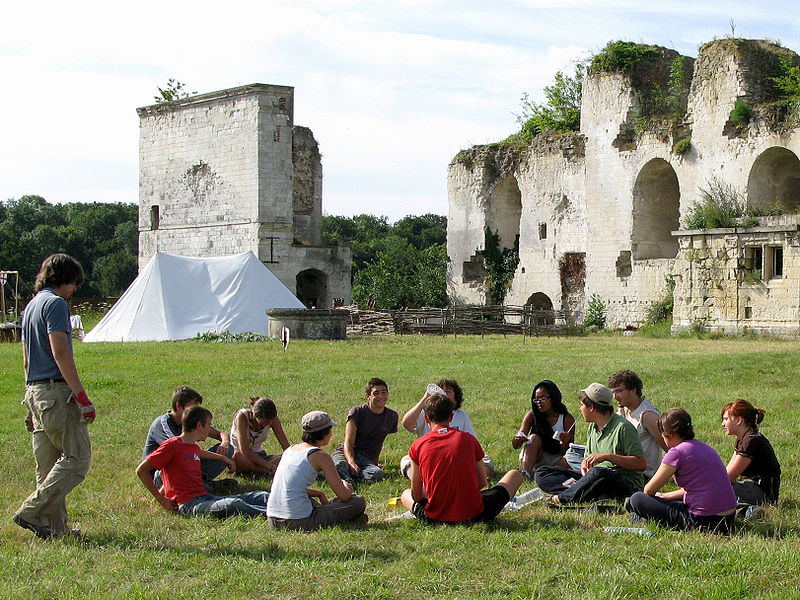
<box><xmin>267</xmin><ymin>411</ymin><xmax>367</xmax><ymax>531</ymax></box>
<box><xmin>136</xmin><ymin>406</ymin><xmax>269</xmax><ymax>518</ymax></box>
<box><xmin>399</xmin><ymin>394</ymin><xmax>524</xmax><ymax>524</ymax></box>
<box><xmin>535</xmin><ymin>383</ymin><xmax>646</xmax><ymax>504</ymax></box>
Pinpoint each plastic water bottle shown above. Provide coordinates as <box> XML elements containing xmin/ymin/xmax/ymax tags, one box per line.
<box><xmin>604</xmin><ymin>526</ymin><xmax>655</xmax><ymax>536</ymax></box>
<box><xmin>426</xmin><ymin>383</ymin><xmax>446</xmax><ymax>396</ymax></box>
<box><xmin>514</xmin><ymin>487</ymin><xmax>545</xmax><ymax>507</ymax></box>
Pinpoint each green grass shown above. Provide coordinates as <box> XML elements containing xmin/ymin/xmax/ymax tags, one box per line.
<box><xmin>2</xmin><ymin>332</ymin><xmax>800</xmax><ymax>599</ymax></box>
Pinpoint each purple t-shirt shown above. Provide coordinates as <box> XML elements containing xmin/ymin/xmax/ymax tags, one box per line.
<box><xmin>663</xmin><ymin>439</ymin><xmax>737</xmax><ymax>516</ymax></box>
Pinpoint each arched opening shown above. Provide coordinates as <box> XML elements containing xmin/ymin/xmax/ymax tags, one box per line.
<box><xmin>747</xmin><ymin>147</ymin><xmax>800</xmax><ymax>213</ymax></box>
<box><xmin>526</xmin><ymin>292</ymin><xmax>554</xmax><ymax>326</ymax></box>
<box><xmin>632</xmin><ymin>158</ymin><xmax>680</xmax><ymax>260</ymax></box>
<box><xmin>296</xmin><ymin>269</ymin><xmax>327</xmax><ymax>309</ymax></box>
<box><xmin>486</xmin><ymin>175</ymin><xmax>522</xmax><ymax>252</ymax></box>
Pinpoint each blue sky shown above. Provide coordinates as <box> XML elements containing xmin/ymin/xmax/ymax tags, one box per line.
<box><xmin>3</xmin><ymin>0</ymin><xmax>799</xmax><ymax>221</ymax></box>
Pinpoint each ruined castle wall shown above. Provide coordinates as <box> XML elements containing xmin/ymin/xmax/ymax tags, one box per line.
<box><xmin>138</xmin><ymin>84</ymin><xmax>351</xmax><ymax>306</ymax></box>
<box><xmin>138</xmin><ymin>89</ymin><xmax>269</xmax><ymax>263</ymax></box>
<box><xmin>505</xmin><ymin>135</ymin><xmax>587</xmax><ymax>316</ymax></box>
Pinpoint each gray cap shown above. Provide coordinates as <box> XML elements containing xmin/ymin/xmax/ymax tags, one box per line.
<box><xmin>301</xmin><ymin>410</ymin><xmax>337</xmax><ymax>432</ymax></box>
<box><xmin>582</xmin><ymin>382</ymin><xmax>613</xmax><ymax>407</ymax></box>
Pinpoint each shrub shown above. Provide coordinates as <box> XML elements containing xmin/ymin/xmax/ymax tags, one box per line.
<box><xmin>648</xmin><ymin>276</ymin><xmax>675</xmax><ymax>324</ymax></box>
<box><xmin>590</xmin><ymin>41</ymin><xmax>658</xmax><ymax>74</ymax></box>
<box><xmin>585</xmin><ymin>293</ymin><xmax>606</xmax><ymax>329</ymax></box>
<box><xmin>729</xmin><ymin>99</ymin><xmax>752</xmax><ymax>129</ymax></box>
<box><xmin>684</xmin><ymin>178</ymin><xmax>745</xmax><ymax>229</ymax></box>
<box><xmin>673</xmin><ymin>137</ymin><xmax>692</xmax><ymax>155</ymax></box>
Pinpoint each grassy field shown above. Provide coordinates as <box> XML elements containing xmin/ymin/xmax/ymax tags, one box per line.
<box><xmin>1</xmin><ymin>332</ymin><xmax>799</xmax><ymax>599</ymax></box>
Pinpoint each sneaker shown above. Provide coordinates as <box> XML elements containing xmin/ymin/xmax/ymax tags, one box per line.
<box><xmin>744</xmin><ymin>505</ymin><xmax>766</xmax><ymax>520</ymax></box>
<box><xmin>53</xmin><ymin>528</ymin><xmax>82</xmax><ymax>540</ymax></box>
<box><xmin>12</xmin><ymin>515</ymin><xmax>53</xmax><ymax>540</ymax></box>
<box><xmin>210</xmin><ymin>478</ymin><xmax>241</xmax><ymax>495</ymax></box>
<box><xmin>521</xmin><ymin>470</ymin><xmax>533</xmax><ymax>480</ymax></box>
<box><xmin>623</xmin><ymin>496</ymin><xmax>634</xmax><ymax>513</ymax></box>
<box><xmin>629</xmin><ymin>512</ymin><xmax>647</xmax><ymax>525</ymax></box>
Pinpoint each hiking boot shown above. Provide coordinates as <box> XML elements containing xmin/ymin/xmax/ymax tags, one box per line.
<box><xmin>12</xmin><ymin>515</ymin><xmax>53</xmax><ymax>540</ymax></box>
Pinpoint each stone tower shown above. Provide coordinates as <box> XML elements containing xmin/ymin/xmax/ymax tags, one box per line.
<box><xmin>137</xmin><ymin>84</ymin><xmax>351</xmax><ymax>309</ymax></box>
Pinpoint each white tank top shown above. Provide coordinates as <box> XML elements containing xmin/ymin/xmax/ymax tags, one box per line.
<box><xmin>266</xmin><ymin>445</ymin><xmax>320</xmax><ymax>519</ymax></box>
<box><xmin>229</xmin><ymin>409</ymin><xmax>272</xmax><ymax>452</ymax></box>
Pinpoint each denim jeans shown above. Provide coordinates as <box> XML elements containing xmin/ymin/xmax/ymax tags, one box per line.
<box><xmin>332</xmin><ymin>450</ymin><xmax>385</xmax><ymax>484</ymax></box>
<box><xmin>629</xmin><ymin>491</ymin><xmax>735</xmax><ymax>534</ymax></box>
<box><xmin>178</xmin><ymin>491</ymin><xmax>269</xmax><ymax>518</ymax></box>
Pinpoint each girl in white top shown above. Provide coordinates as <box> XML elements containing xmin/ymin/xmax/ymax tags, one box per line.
<box><xmin>230</xmin><ymin>397</ymin><xmax>290</xmax><ymax>476</ymax></box>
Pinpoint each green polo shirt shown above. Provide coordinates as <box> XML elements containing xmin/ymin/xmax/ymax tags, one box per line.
<box><xmin>586</xmin><ymin>413</ymin><xmax>645</xmax><ymax>491</ymax></box>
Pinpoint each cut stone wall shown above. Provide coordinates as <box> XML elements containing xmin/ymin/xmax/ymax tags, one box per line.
<box><xmin>138</xmin><ymin>84</ymin><xmax>350</xmax><ymax>309</ymax></box>
<box><xmin>448</xmin><ymin>38</ymin><xmax>800</xmax><ymax>334</ymax></box>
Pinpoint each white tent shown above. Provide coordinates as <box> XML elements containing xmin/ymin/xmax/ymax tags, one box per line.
<box><xmin>84</xmin><ymin>251</ymin><xmax>305</xmax><ymax>342</ymax></box>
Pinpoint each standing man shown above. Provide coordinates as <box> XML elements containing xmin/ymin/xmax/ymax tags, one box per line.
<box><xmin>535</xmin><ymin>383</ymin><xmax>645</xmax><ymax>504</ymax></box>
<box><xmin>609</xmin><ymin>370</ymin><xmax>667</xmax><ymax>479</ymax></box>
<box><xmin>333</xmin><ymin>377</ymin><xmax>398</xmax><ymax>485</ymax></box>
<box><xmin>13</xmin><ymin>254</ymin><xmax>95</xmax><ymax>539</ymax></box>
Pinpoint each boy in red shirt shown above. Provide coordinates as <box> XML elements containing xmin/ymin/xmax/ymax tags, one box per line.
<box><xmin>136</xmin><ymin>406</ymin><xmax>268</xmax><ymax>518</ymax></box>
<box><xmin>400</xmin><ymin>394</ymin><xmax>523</xmax><ymax>524</ymax></box>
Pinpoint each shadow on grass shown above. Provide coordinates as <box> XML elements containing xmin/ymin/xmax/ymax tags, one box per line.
<box><xmin>77</xmin><ymin>530</ymin><xmax>399</xmax><ymax>562</ymax></box>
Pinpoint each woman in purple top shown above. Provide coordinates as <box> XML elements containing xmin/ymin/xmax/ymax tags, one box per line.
<box><xmin>628</xmin><ymin>408</ymin><xmax>737</xmax><ymax>534</ymax></box>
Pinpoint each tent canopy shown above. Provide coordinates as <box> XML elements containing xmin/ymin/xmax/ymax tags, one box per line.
<box><xmin>84</xmin><ymin>251</ymin><xmax>305</xmax><ymax>342</ymax></box>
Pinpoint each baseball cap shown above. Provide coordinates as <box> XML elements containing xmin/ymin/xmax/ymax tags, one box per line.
<box><xmin>582</xmin><ymin>382</ymin><xmax>613</xmax><ymax>407</ymax></box>
<box><xmin>301</xmin><ymin>410</ymin><xmax>337</xmax><ymax>432</ymax></box>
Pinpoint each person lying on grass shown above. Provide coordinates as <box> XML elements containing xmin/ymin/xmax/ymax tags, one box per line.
<box><xmin>627</xmin><ymin>408</ymin><xmax>737</xmax><ymax>534</ymax></box>
<box><xmin>267</xmin><ymin>411</ymin><xmax>367</xmax><ymax>531</ymax></box>
<box><xmin>400</xmin><ymin>393</ymin><xmax>524</xmax><ymax>525</ymax></box>
<box><xmin>136</xmin><ymin>405</ymin><xmax>269</xmax><ymax>518</ymax></box>
<box><xmin>230</xmin><ymin>397</ymin><xmax>290</xmax><ymax>477</ymax></box>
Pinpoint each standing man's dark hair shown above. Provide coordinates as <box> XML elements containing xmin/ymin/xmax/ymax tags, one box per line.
<box><xmin>14</xmin><ymin>253</ymin><xmax>94</xmax><ymax>540</ymax></box>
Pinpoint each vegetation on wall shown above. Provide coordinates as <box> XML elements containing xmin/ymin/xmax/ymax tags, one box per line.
<box><xmin>590</xmin><ymin>41</ymin><xmax>660</xmax><ymax>74</ymax></box>
<box><xmin>322</xmin><ymin>213</ymin><xmax>447</xmax><ymax>309</ymax></box>
<box><xmin>648</xmin><ymin>275</ymin><xmax>676</xmax><ymax>324</ymax></box>
<box><xmin>729</xmin><ymin>99</ymin><xmax>753</xmax><ymax>130</ymax></box>
<box><xmin>683</xmin><ymin>178</ymin><xmax>746</xmax><ymax>229</ymax></box>
<box><xmin>505</xmin><ymin>65</ymin><xmax>584</xmax><ymax>145</ymax></box>
<box><xmin>0</xmin><ymin>195</ymin><xmax>139</xmax><ymax>300</ymax></box>
<box><xmin>478</xmin><ymin>228</ymin><xmax>520</xmax><ymax>305</ymax></box>
<box><xmin>154</xmin><ymin>79</ymin><xmax>196</xmax><ymax>104</ymax></box>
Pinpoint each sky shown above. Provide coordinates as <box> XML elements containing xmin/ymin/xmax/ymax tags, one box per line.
<box><xmin>2</xmin><ymin>1</ymin><xmax>799</xmax><ymax>222</ymax></box>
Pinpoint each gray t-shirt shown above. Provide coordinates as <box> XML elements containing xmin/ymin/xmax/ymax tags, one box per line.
<box><xmin>337</xmin><ymin>403</ymin><xmax>398</xmax><ymax>463</ymax></box>
<box><xmin>22</xmin><ymin>288</ymin><xmax>72</xmax><ymax>382</ymax></box>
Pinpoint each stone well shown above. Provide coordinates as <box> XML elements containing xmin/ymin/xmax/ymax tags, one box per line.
<box><xmin>267</xmin><ymin>308</ymin><xmax>349</xmax><ymax>340</ymax></box>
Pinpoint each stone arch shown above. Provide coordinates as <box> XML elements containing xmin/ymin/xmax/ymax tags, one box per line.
<box><xmin>632</xmin><ymin>158</ymin><xmax>680</xmax><ymax>260</ymax></box>
<box><xmin>525</xmin><ymin>292</ymin><xmax>554</xmax><ymax>326</ymax></box>
<box><xmin>296</xmin><ymin>269</ymin><xmax>327</xmax><ymax>309</ymax></box>
<box><xmin>485</xmin><ymin>175</ymin><xmax>522</xmax><ymax>250</ymax></box>
<box><xmin>747</xmin><ymin>147</ymin><xmax>800</xmax><ymax>212</ymax></box>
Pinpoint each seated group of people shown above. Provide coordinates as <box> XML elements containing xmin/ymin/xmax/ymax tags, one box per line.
<box><xmin>136</xmin><ymin>370</ymin><xmax>781</xmax><ymax>535</ymax></box>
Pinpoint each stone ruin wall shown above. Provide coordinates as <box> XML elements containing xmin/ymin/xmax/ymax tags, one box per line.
<box><xmin>138</xmin><ymin>84</ymin><xmax>351</xmax><ymax>309</ymax></box>
<box><xmin>448</xmin><ymin>38</ymin><xmax>800</xmax><ymax>333</ymax></box>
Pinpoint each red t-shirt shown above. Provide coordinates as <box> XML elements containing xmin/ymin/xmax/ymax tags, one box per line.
<box><xmin>145</xmin><ymin>436</ymin><xmax>208</xmax><ymax>506</ymax></box>
<box><xmin>409</xmin><ymin>427</ymin><xmax>484</xmax><ymax>522</ymax></box>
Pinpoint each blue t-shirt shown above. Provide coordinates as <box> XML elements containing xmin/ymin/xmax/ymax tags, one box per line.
<box><xmin>22</xmin><ymin>288</ymin><xmax>72</xmax><ymax>382</ymax></box>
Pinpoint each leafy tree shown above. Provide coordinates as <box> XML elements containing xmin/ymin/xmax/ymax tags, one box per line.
<box><xmin>154</xmin><ymin>79</ymin><xmax>195</xmax><ymax>104</ymax></box>
<box><xmin>322</xmin><ymin>213</ymin><xmax>449</xmax><ymax>309</ymax></box>
<box><xmin>0</xmin><ymin>196</ymin><xmax>139</xmax><ymax>298</ymax></box>
<box><xmin>508</xmin><ymin>64</ymin><xmax>584</xmax><ymax>144</ymax></box>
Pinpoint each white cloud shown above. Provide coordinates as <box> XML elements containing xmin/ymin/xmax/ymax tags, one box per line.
<box><xmin>2</xmin><ymin>1</ymin><xmax>799</xmax><ymax>219</ymax></box>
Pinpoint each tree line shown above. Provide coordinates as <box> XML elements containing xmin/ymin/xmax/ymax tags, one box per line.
<box><xmin>322</xmin><ymin>213</ymin><xmax>447</xmax><ymax>309</ymax></box>
<box><xmin>1</xmin><ymin>197</ymin><xmax>448</xmax><ymax>310</ymax></box>
<box><xmin>0</xmin><ymin>195</ymin><xmax>138</xmax><ymax>300</ymax></box>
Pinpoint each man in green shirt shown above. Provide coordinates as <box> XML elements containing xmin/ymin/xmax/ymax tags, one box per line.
<box><xmin>535</xmin><ymin>383</ymin><xmax>645</xmax><ymax>504</ymax></box>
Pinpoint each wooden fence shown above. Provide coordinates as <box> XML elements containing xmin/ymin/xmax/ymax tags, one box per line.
<box><xmin>345</xmin><ymin>305</ymin><xmax>569</xmax><ymax>338</ymax></box>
